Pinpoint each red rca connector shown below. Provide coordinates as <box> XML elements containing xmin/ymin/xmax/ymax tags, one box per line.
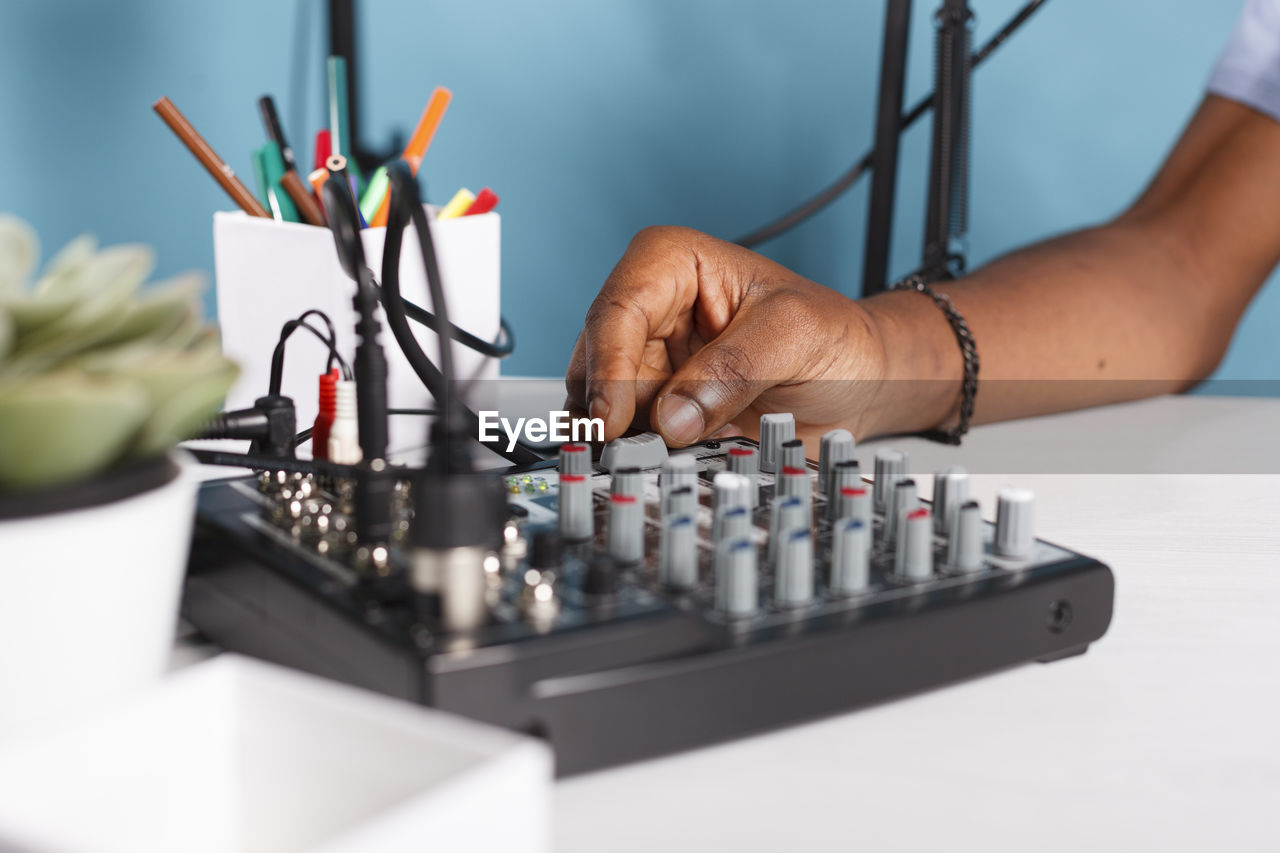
<box><xmin>312</xmin><ymin>368</ymin><xmax>339</xmax><ymax>461</ymax></box>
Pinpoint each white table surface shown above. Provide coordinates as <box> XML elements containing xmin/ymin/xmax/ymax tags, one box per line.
<box><xmin>184</xmin><ymin>394</ymin><xmax>1280</xmax><ymax>852</ymax></box>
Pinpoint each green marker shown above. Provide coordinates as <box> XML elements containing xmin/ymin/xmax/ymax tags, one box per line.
<box><xmin>359</xmin><ymin>166</ymin><xmax>389</xmax><ymax>224</ymax></box>
<box><xmin>251</xmin><ymin>146</ymin><xmax>272</xmax><ymax>216</ymax></box>
<box><xmin>261</xmin><ymin>141</ymin><xmax>299</xmax><ymax>223</ymax></box>
<box><xmin>327</xmin><ymin>56</ymin><xmax>365</xmax><ymax>193</ymax></box>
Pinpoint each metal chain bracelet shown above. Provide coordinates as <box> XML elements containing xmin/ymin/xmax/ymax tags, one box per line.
<box><xmin>888</xmin><ymin>273</ymin><xmax>980</xmax><ymax>445</ymax></box>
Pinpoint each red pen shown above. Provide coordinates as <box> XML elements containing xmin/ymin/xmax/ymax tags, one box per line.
<box><xmin>313</xmin><ymin>129</ymin><xmax>332</xmax><ymax>172</ymax></box>
<box><xmin>463</xmin><ymin>187</ymin><xmax>499</xmax><ymax>216</ymax></box>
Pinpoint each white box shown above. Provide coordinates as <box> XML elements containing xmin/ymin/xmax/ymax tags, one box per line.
<box><xmin>214</xmin><ymin>210</ymin><xmax>500</xmax><ymax>453</ymax></box>
<box><xmin>0</xmin><ymin>655</ymin><xmax>552</xmax><ymax>853</ymax></box>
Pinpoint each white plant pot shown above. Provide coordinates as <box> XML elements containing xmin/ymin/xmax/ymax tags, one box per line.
<box><xmin>0</xmin><ymin>451</ymin><xmax>198</xmax><ymax>746</ymax></box>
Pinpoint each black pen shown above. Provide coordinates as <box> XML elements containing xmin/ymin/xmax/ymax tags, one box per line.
<box><xmin>257</xmin><ymin>95</ymin><xmax>298</xmax><ymax>174</ymax></box>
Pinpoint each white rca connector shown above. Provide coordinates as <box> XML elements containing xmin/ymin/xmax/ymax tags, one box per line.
<box><xmin>327</xmin><ymin>379</ymin><xmax>362</xmax><ymax>464</ymax></box>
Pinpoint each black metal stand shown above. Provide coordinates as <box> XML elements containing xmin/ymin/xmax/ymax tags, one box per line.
<box><xmin>863</xmin><ymin>0</ymin><xmax>913</xmax><ymax>297</ymax></box>
<box><xmin>863</xmin><ymin>0</ymin><xmax>975</xmax><ymax>294</ymax></box>
<box><xmin>922</xmin><ymin>0</ymin><xmax>974</xmax><ymax>279</ymax></box>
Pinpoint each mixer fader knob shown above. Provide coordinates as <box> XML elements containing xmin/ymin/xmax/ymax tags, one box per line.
<box><xmin>758</xmin><ymin>413</ymin><xmax>795</xmax><ymax>474</ymax></box>
<box><xmin>829</xmin><ymin>459</ymin><xmax>863</xmax><ymax>519</ymax></box>
<box><xmin>768</xmin><ymin>495</ymin><xmax>808</xmax><ymax>564</ymax></box>
<box><xmin>778</xmin><ymin>466</ymin><xmax>810</xmax><ymax>500</ymax></box>
<box><xmin>612</xmin><ymin>466</ymin><xmax>644</xmax><ymax>499</ymax></box>
<box><xmin>608</xmin><ymin>494</ymin><xmax>645</xmax><ymax>564</ymax></box>
<box><xmin>660</xmin><ymin>514</ymin><xmax>697</xmax><ymax>590</ymax></box>
<box><xmin>712</xmin><ymin>472</ymin><xmax>753</xmax><ymax>540</ymax></box>
<box><xmin>776</xmin><ymin>529</ymin><xmax>815</xmax><ymax>606</ymax></box>
<box><xmin>947</xmin><ymin>500</ymin><xmax>984</xmax><ymax>572</ymax></box>
<box><xmin>660</xmin><ymin>454</ymin><xmax>697</xmax><ymax>514</ymax></box>
<box><xmin>726</xmin><ymin>447</ymin><xmax>759</xmax><ymax>506</ymax></box>
<box><xmin>558</xmin><ymin>474</ymin><xmax>593</xmax><ymax>541</ymax></box>
<box><xmin>558</xmin><ymin>443</ymin><xmax>592</xmax><ymax>477</ymax></box>
<box><xmin>831</xmin><ymin>518</ymin><xmax>871</xmax><ymax>595</ymax></box>
<box><xmin>932</xmin><ymin>466</ymin><xmax>970</xmax><ymax>535</ymax></box>
<box><xmin>834</xmin><ymin>485</ymin><xmax>872</xmax><ymax>529</ymax></box>
<box><xmin>818</xmin><ymin>429</ymin><xmax>856</xmax><ymax>494</ymax></box>
<box><xmin>780</xmin><ymin>439</ymin><xmax>806</xmax><ymax>473</ymax></box>
<box><xmin>886</xmin><ymin>478</ymin><xmax>918</xmax><ymax>545</ymax></box>
<box><xmin>717</xmin><ymin>539</ymin><xmax>759</xmax><ymax>618</ymax></box>
<box><xmin>873</xmin><ymin>449</ymin><xmax>908</xmax><ymax>514</ymax></box>
<box><xmin>995</xmin><ymin>487</ymin><xmax>1036</xmax><ymax>560</ymax></box>
<box><xmin>667</xmin><ymin>485</ymin><xmax>696</xmax><ymax>519</ymax></box>
<box><xmin>895</xmin><ymin>508</ymin><xmax>934</xmax><ymax>581</ymax></box>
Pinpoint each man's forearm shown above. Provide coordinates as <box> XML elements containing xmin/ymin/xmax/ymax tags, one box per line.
<box><xmin>857</xmin><ymin>97</ymin><xmax>1280</xmax><ymax>438</ymax></box>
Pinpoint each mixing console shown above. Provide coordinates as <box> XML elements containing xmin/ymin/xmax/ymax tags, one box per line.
<box><xmin>185</xmin><ymin>414</ymin><xmax>1114</xmax><ymax>775</ymax></box>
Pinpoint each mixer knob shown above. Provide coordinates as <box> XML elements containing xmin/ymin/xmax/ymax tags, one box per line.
<box><xmin>776</xmin><ymin>528</ymin><xmax>815</xmax><ymax>606</ymax></box>
<box><xmin>660</xmin><ymin>514</ymin><xmax>697</xmax><ymax>590</ymax></box>
<box><xmin>895</xmin><ymin>507</ymin><xmax>933</xmax><ymax>581</ymax></box>
<box><xmin>768</xmin><ymin>495</ymin><xmax>809</xmax><ymax>564</ymax></box>
<box><xmin>873</xmin><ymin>448</ymin><xmax>908</xmax><ymax>514</ymax></box>
<box><xmin>607</xmin><ymin>493</ymin><xmax>645</xmax><ymax>564</ymax></box>
<box><xmin>582</xmin><ymin>553</ymin><xmax>619</xmax><ymax>598</ymax></box>
<box><xmin>932</xmin><ymin>465</ymin><xmax>970</xmax><ymax>535</ymax></box>
<box><xmin>778</xmin><ymin>465</ymin><xmax>810</xmax><ymax>500</ymax></box>
<box><xmin>599</xmin><ymin>431</ymin><xmax>668</xmax><ymax>472</ymax></box>
<box><xmin>994</xmin><ymin>486</ymin><xmax>1036</xmax><ymax>559</ymax></box>
<box><xmin>713</xmin><ymin>504</ymin><xmax>752</xmax><ymax>590</ymax></box>
<box><xmin>666</xmin><ymin>484</ymin><xmax>697</xmax><ymax>519</ymax></box>
<box><xmin>885</xmin><ymin>478</ymin><xmax>918</xmax><ymax>545</ymax></box>
<box><xmin>830</xmin><ymin>518</ymin><xmax>871</xmax><ymax>595</ymax></box>
<box><xmin>780</xmin><ymin>438</ymin><xmax>806</xmax><ymax>473</ymax></box>
<box><xmin>829</xmin><ymin>459</ymin><xmax>862</xmax><ymax>518</ymax></box>
<box><xmin>529</xmin><ymin>528</ymin><xmax>564</xmax><ymax>570</ymax></box>
<box><xmin>758</xmin><ymin>413</ymin><xmax>795</xmax><ymax>474</ymax></box>
<box><xmin>716</xmin><ymin>539</ymin><xmax>759</xmax><ymax>618</ymax></box>
<box><xmin>818</xmin><ymin>429</ymin><xmax>855</xmax><ymax>494</ymax></box>
<box><xmin>558</xmin><ymin>442</ymin><xmax>592</xmax><ymax>477</ymax></box>
<box><xmin>660</xmin><ymin>454</ymin><xmax>697</xmax><ymax>514</ymax></box>
<box><xmin>611</xmin><ymin>466</ymin><xmax>644</xmax><ymax>499</ymax></box>
<box><xmin>726</xmin><ymin>447</ymin><xmax>759</xmax><ymax>506</ymax></box>
<box><xmin>712</xmin><ymin>471</ymin><xmax>752</xmax><ymax>540</ymax></box>
<box><xmin>557</xmin><ymin>473</ymin><xmax>594</xmax><ymax>542</ymax></box>
<box><xmin>947</xmin><ymin>500</ymin><xmax>984</xmax><ymax>572</ymax></box>
<box><xmin>833</xmin><ymin>484</ymin><xmax>872</xmax><ymax>529</ymax></box>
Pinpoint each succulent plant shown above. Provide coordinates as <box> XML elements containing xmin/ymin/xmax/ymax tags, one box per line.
<box><xmin>0</xmin><ymin>214</ymin><xmax>238</xmax><ymax>490</ymax></box>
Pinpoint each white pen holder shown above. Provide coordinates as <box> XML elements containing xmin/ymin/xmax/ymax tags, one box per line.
<box><xmin>213</xmin><ymin>209</ymin><xmax>500</xmax><ymax>455</ymax></box>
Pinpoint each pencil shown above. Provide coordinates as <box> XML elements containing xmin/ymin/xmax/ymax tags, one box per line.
<box><xmin>281</xmin><ymin>171</ymin><xmax>326</xmax><ymax>226</ymax></box>
<box><xmin>327</xmin><ymin>57</ymin><xmax>350</xmax><ymax>160</ymax></box>
<box><xmin>370</xmin><ymin>86</ymin><xmax>452</xmax><ymax>227</ymax></box>
<box><xmin>153</xmin><ymin>96</ymin><xmax>269</xmax><ymax>218</ymax></box>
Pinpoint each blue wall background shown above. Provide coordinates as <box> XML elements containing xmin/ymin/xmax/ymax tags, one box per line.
<box><xmin>2</xmin><ymin>0</ymin><xmax>1275</xmax><ymax>381</ymax></box>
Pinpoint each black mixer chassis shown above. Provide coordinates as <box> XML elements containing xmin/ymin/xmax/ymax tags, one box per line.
<box><xmin>184</xmin><ymin>438</ymin><xmax>1114</xmax><ymax>776</ymax></box>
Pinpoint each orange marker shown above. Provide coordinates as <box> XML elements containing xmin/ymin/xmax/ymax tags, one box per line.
<box><xmin>371</xmin><ymin>86</ymin><xmax>452</xmax><ymax>227</ymax></box>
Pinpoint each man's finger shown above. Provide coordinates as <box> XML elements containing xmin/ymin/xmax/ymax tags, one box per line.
<box><xmin>648</xmin><ymin>308</ymin><xmax>785</xmax><ymax>446</ymax></box>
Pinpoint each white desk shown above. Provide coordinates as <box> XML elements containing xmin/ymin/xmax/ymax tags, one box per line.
<box><xmin>182</xmin><ymin>394</ymin><xmax>1280</xmax><ymax>851</ymax></box>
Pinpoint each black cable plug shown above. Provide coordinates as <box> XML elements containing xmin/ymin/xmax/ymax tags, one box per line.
<box><xmin>200</xmin><ymin>395</ymin><xmax>297</xmax><ymax>458</ymax></box>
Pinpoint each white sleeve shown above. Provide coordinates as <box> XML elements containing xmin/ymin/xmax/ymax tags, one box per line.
<box><xmin>1208</xmin><ymin>0</ymin><xmax>1280</xmax><ymax>122</ymax></box>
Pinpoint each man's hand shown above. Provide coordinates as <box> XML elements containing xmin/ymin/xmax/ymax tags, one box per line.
<box><xmin>565</xmin><ymin>226</ymin><xmax>888</xmax><ymax>446</ymax></box>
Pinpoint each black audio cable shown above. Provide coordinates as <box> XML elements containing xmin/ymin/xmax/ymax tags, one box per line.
<box><xmin>735</xmin><ymin>0</ymin><xmax>1050</xmax><ymax>249</ymax></box>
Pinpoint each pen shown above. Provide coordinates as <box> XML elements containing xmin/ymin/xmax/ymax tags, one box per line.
<box><xmin>370</xmin><ymin>86</ymin><xmax>452</xmax><ymax>227</ymax></box>
<box><xmin>153</xmin><ymin>96</ymin><xmax>269</xmax><ymax>218</ymax></box>
<box><xmin>313</xmin><ymin>129</ymin><xmax>331</xmax><ymax>172</ymax></box>
<box><xmin>257</xmin><ymin>95</ymin><xmax>298</xmax><ymax>174</ymax></box>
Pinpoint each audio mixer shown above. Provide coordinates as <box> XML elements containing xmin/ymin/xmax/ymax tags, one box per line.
<box><xmin>184</xmin><ymin>414</ymin><xmax>1114</xmax><ymax>776</ymax></box>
